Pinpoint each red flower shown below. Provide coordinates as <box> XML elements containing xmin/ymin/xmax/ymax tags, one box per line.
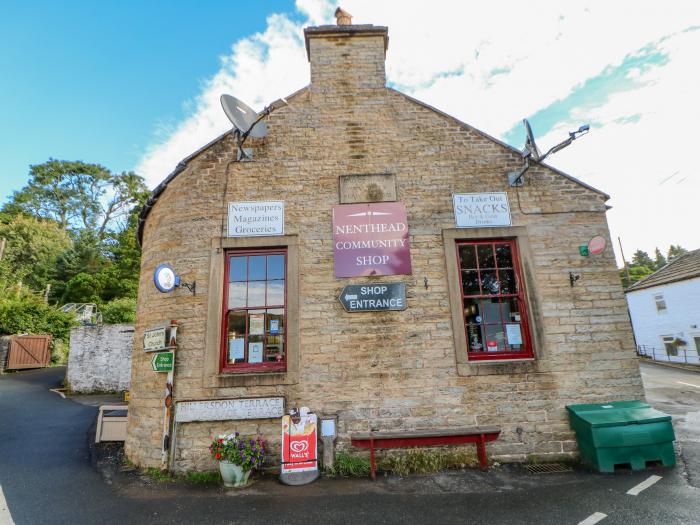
<box><xmin>217</xmin><ymin>439</ymin><xmax>223</xmax><ymax>444</ymax></box>
<box><xmin>215</xmin><ymin>453</ymin><xmax>221</xmax><ymax>459</ymax></box>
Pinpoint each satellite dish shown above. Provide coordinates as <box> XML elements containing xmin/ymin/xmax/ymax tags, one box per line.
<box><xmin>522</xmin><ymin>119</ymin><xmax>541</xmax><ymax>161</ymax></box>
<box><xmin>220</xmin><ymin>94</ymin><xmax>267</xmax><ymax>138</ymax></box>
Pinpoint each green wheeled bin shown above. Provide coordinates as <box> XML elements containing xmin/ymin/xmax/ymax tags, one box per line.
<box><xmin>566</xmin><ymin>400</ymin><xmax>676</xmax><ymax>473</ymax></box>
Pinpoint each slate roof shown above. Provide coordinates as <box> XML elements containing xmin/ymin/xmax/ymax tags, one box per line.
<box><xmin>626</xmin><ymin>248</ymin><xmax>700</xmax><ymax>292</ymax></box>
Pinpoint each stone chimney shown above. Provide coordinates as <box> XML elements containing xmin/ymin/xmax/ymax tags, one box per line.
<box><xmin>304</xmin><ymin>8</ymin><xmax>389</xmax><ymax>91</ymax></box>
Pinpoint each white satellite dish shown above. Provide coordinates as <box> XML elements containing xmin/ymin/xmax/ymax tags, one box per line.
<box><xmin>220</xmin><ymin>94</ymin><xmax>267</xmax><ymax>138</ymax></box>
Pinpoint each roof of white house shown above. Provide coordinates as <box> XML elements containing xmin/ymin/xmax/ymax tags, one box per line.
<box><xmin>626</xmin><ymin>248</ymin><xmax>700</xmax><ymax>292</ymax></box>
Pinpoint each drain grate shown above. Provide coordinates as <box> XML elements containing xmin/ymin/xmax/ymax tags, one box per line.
<box><xmin>525</xmin><ymin>463</ymin><xmax>573</xmax><ymax>474</ymax></box>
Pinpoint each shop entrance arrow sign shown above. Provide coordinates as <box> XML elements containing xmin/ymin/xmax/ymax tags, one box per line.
<box><xmin>151</xmin><ymin>351</ymin><xmax>174</xmax><ymax>372</ymax></box>
<box><xmin>338</xmin><ymin>283</ymin><xmax>406</xmax><ymax>312</ymax></box>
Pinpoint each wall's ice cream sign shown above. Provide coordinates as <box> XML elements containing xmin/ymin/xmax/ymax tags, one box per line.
<box><xmin>332</xmin><ymin>202</ymin><xmax>412</xmax><ymax>277</ymax></box>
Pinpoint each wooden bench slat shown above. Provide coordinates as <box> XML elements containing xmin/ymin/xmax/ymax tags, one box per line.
<box><xmin>351</xmin><ymin>426</ymin><xmax>500</xmax><ymax>441</ymax></box>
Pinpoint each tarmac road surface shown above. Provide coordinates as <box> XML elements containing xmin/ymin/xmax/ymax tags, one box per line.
<box><xmin>0</xmin><ymin>365</ymin><xmax>698</xmax><ymax>525</ymax></box>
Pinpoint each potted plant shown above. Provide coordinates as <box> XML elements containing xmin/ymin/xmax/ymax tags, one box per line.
<box><xmin>210</xmin><ymin>433</ymin><xmax>265</xmax><ymax>487</ymax></box>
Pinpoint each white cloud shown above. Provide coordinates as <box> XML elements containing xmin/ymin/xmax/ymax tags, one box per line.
<box><xmin>136</xmin><ymin>0</ymin><xmax>700</xmax><ymax>259</ymax></box>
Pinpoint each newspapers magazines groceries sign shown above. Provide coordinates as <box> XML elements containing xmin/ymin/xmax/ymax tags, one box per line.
<box><xmin>228</xmin><ymin>201</ymin><xmax>284</xmax><ymax>237</ymax></box>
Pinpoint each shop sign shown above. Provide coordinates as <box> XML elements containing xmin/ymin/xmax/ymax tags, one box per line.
<box><xmin>227</xmin><ymin>201</ymin><xmax>284</xmax><ymax>237</ymax></box>
<box><xmin>339</xmin><ymin>283</ymin><xmax>406</xmax><ymax>312</ymax></box>
<box><xmin>151</xmin><ymin>351</ymin><xmax>174</xmax><ymax>372</ymax></box>
<box><xmin>175</xmin><ymin>397</ymin><xmax>285</xmax><ymax>423</ymax></box>
<box><xmin>281</xmin><ymin>411</ymin><xmax>318</xmax><ymax>473</ymax></box>
<box><xmin>332</xmin><ymin>202</ymin><xmax>412</xmax><ymax>277</ymax></box>
<box><xmin>453</xmin><ymin>193</ymin><xmax>511</xmax><ymax>228</ymax></box>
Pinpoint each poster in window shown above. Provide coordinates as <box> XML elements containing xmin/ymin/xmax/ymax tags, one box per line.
<box><xmin>228</xmin><ymin>338</ymin><xmax>245</xmax><ymax>361</ymax></box>
<box><xmin>248</xmin><ymin>342</ymin><xmax>263</xmax><ymax>363</ymax></box>
<box><xmin>249</xmin><ymin>314</ymin><xmax>265</xmax><ymax>335</ymax></box>
<box><xmin>506</xmin><ymin>323</ymin><xmax>523</xmax><ymax>346</ymax></box>
<box><xmin>270</xmin><ymin>319</ymin><xmax>280</xmax><ymax>334</ymax></box>
<box><xmin>486</xmin><ymin>340</ymin><xmax>498</xmax><ymax>352</ymax></box>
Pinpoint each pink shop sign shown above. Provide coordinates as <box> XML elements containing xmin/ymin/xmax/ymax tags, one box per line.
<box><xmin>332</xmin><ymin>202</ymin><xmax>412</xmax><ymax>278</ymax></box>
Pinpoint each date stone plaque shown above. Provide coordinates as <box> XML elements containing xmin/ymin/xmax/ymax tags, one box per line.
<box><xmin>339</xmin><ymin>173</ymin><xmax>396</xmax><ymax>204</ymax></box>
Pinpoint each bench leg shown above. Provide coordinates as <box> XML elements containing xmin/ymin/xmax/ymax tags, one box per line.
<box><xmin>476</xmin><ymin>435</ymin><xmax>487</xmax><ymax>470</ymax></box>
<box><xmin>370</xmin><ymin>438</ymin><xmax>376</xmax><ymax>480</ymax></box>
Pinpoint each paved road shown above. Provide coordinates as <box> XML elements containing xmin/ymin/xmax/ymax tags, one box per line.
<box><xmin>641</xmin><ymin>360</ymin><xmax>700</xmax><ymax>488</ymax></box>
<box><xmin>0</xmin><ymin>366</ymin><xmax>699</xmax><ymax>525</ymax></box>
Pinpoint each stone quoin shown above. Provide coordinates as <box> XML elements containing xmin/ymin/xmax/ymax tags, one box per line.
<box><xmin>125</xmin><ymin>13</ymin><xmax>643</xmax><ymax>472</ymax></box>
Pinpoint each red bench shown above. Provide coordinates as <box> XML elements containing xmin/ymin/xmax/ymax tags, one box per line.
<box><xmin>351</xmin><ymin>427</ymin><xmax>501</xmax><ymax>480</ymax></box>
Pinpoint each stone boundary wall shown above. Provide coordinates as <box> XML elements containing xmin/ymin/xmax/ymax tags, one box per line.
<box><xmin>0</xmin><ymin>336</ymin><xmax>11</xmax><ymax>373</ymax></box>
<box><xmin>67</xmin><ymin>324</ymin><xmax>134</xmax><ymax>393</ymax></box>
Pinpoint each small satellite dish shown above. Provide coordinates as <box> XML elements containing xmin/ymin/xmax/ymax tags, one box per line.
<box><xmin>522</xmin><ymin>119</ymin><xmax>541</xmax><ymax>161</ymax></box>
<box><xmin>220</xmin><ymin>94</ymin><xmax>267</xmax><ymax>138</ymax></box>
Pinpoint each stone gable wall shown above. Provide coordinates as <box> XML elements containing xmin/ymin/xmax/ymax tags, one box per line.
<box><xmin>125</xmin><ymin>28</ymin><xmax>642</xmax><ymax>471</ymax></box>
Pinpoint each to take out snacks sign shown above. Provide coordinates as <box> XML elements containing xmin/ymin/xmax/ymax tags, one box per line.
<box><xmin>332</xmin><ymin>202</ymin><xmax>412</xmax><ymax>278</ymax></box>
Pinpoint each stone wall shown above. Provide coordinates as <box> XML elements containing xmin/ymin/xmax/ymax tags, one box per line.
<box><xmin>67</xmin><ymin>324</ymin><xmax>134</xmax><ymax>393</ymax></box>
<box><xmin>0</xmin><ymin>336</ymin><xmax>11</xmax><ymax>373</ymax></box>
<box><xmin>125</xmin><ymin>23</ymin><xmax>643</xmax><ymax>471</ymax></box>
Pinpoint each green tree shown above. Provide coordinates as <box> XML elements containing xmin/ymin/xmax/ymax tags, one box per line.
<box><xmin>667</xmin><ymin>245</ymin><xmax>688</xmax><ymax>263</ymax></box>
<box><xmin>653</xmin><ymin>248</ymin><xmax>667</xmax><ymax>270</ymax></box>
<box><xmin>2</xmin><ymin>159</ymin><xmax>147</xmax><ymax>242</ymax></box>
<box><xmin>631</xmin><ymin>250</ymin><xmax>654</xmax><ymax>268</ymax></box>
<box><xmin>0</xmin><ymin>216</ymin><xmax>71</xmax><ymax>292</ymax></box>
<box><xmin>620</xmin><ymin>265</ymin><xmax>654</xmax><ymax>289</ymax></box>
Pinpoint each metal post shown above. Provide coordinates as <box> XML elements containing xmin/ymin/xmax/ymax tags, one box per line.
<box><xmin>618</xmin><ymin>237</ymin><xmax>631</xmax><ymax>287</ymax></box>
<box><xmin>0</xmin><ymin>238</ymin><xmax>5</xmax><ymax>261</ymax></box>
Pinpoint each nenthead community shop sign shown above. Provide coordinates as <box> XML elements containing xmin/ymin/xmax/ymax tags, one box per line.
<box><xmin>228</xmin><ymin>201</ymin><xmax>284</xmax><ymax>237</ymax></box>
<box><xmin>339</xmin><ymin>283</ymin><xmax>406</xmax><ymax>312</ymax></box>
<box><xmin>453</xmin><ymin>193</ymin><xmax>511</xmax><ymax>228</ymax></box>
<box><xmin>332</xmin><ymin>202</ymin><xmax>412</xmax><ymax>277</ymax></box>
<box><xmin>175</xmin><ymin>397</ymin><xmax>285</xmax><ymax>423</ymax></box>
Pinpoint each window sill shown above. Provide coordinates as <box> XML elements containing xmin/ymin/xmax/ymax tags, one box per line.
<box><xmin>217</xmin><ymin>371</ymin><xmax>286</xmax><ymax>378</ymax></box>
<box><xmin>467</xmin><ymin>357</ymin><xmax>535</xmax><ymax>365</ymax></box>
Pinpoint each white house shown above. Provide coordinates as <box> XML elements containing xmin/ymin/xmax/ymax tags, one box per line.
<box><xmin>625</xmin><ymin>249</ymin><xmax>700</xmax><ymax>364</ymax></box>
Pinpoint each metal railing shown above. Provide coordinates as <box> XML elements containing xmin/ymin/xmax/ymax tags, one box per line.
<box><xmin>637</xmin><ymin>344</ymin><xmax>700</xmax><ymax>365</ymax></box>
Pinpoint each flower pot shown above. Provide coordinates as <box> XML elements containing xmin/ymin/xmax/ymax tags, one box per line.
<box><xmin>219</xmin><ymin>461</ymin><xmax>251</xmax><ymax>488</ymax></box>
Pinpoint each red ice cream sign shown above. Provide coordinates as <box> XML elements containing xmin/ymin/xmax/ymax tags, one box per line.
<box><xmin>332</xmin><ymin>202</ymin><xmax>412</xmax><ymax>278</ymax></box>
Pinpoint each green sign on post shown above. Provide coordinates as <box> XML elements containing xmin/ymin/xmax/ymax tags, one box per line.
<box><xmin>151</xmin><ymin>351</ymin><xmax>174</xmax><ymax>372</ymax></box>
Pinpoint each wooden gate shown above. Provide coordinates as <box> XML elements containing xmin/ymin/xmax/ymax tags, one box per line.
<box><xmin>6</xmin><ymin>335</ymin><xmax>52</xmax><ymax>370</ymax></box>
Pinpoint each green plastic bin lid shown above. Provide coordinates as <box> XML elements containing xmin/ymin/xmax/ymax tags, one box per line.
<box><xmin>566</xmin><ymin>400</ymin><xmax>671</xmax><ymax>427</ymax></box>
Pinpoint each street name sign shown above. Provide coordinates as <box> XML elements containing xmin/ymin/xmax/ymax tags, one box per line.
<box><xmin>151</xmin><ymin>351</ymin><xmax>174</xmax><ymax>372</ymax></box>
<box><xmin>338</xmin><ymin>283</ymin><xmax>406</xmax><ymax>312</ymax></box>
<box><xmin>175</xmin><ymin>397</ymin><xmax>285</xmax><ymax>422</ymax></box>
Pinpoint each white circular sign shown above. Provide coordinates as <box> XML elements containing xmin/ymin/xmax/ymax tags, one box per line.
<box><xmin>154</xmin><ymin>264</ymin><xmax>178</xmax><ymax>293</ymax></box>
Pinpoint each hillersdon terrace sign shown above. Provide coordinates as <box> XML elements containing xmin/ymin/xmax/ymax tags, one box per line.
<box><xmin>175</xmin><ymin>397</ymin><xmax>285</xmax><ymax>423</ymax></box>
<box><xmin>339</xmin><ymin>283</ymin><xmax>406</xmax><ymax>312</ymax></box>
<box><xmin>228</xmin><ymin>201</ymin><xmax>284</xmax><ymax>237</ymax></box>
<box><xmin>332</xmin><ymin>202</ymin><xmax>412</xmax><ymax>277</ymax></box>
<box><xmin>453</xmin><ymin>192</ymin><xmax>512</xmax><ymax>228</ymax></box>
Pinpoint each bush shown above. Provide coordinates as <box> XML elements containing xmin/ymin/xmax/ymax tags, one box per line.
<box><xmin>0</xmin><ymin>294</ymin><xmax>75</xmax><ymax>342</ymax></box>
<box><xmin>101</xmin><ymin>297</ymin><xmax>137</xmax><ymax>324</ymax></box>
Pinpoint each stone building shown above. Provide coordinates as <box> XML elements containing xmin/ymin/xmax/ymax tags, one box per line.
<box><xmin>125</xmin><ymin>15</ymin><xmax>643</xmax><ymax>472</ymax></box>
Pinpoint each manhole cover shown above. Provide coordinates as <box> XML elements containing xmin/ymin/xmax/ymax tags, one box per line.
<box><xmin>525</xmin><ymin>463</ymin><xmax>573</xmax><ymax>474</ymax></box>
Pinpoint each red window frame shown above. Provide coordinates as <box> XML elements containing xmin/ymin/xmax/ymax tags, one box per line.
<box><xmin>456</xmin><ymin>239</ymin><xmax>534</xmax><ymax>361</ymax></box>
<box><xmin>220</xmin><ymin>248</ymin><xmax>288</xmax><ymax>373</ymax></box>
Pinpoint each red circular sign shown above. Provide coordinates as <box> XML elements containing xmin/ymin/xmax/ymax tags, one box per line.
<box><xmin>588</xmin><ymin>236</ymin><xmax>606</xmax><ymax>255</ymax></box>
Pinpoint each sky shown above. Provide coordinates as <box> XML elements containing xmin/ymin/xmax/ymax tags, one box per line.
<box><xmin>2</xmin><ymin>1</ymin><xmax>699</xmax><ymax>263</ymax></box>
